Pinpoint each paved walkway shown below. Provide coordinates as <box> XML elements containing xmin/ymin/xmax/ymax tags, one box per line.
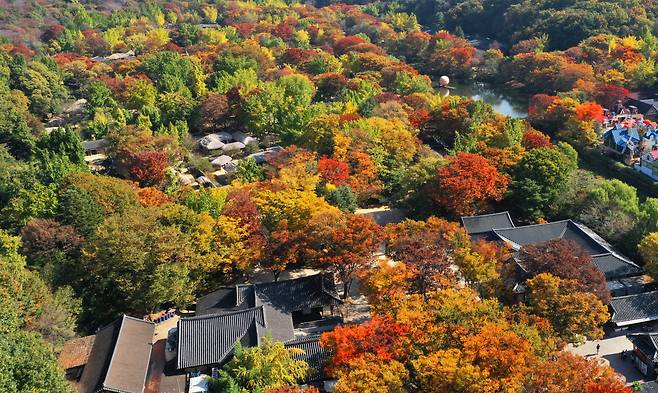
<box><xmin>567</xmin><ymin>333</ymin><xmax>647</xmax><ymax>384</ymax></box>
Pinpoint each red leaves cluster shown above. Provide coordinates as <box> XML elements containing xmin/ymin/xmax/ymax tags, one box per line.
<box><xmin>282</xmin><ymin>48</ymin><xmax>318</xmax><ymax>65</ymax></box>
<box><xmin>434</xmin><ymin>153</ymin><xmax>509</xmax><ymax>217</ymax></box>
<box><xmin>528</xmin><ymin>94</ymin><xmax>558</xmax><ymax>118</ymax></box>
<box><xmin>127</xmin><ymin>150</ymin><xmax>169</xmax><ymax>187</ymax></box>
<box><xmin>334</xmin><ymin>35</ymin><xmax>367</xmax><ymax>55</ymax></box>
<box><xmin>199</xmin><ymin>93</ymin><xmax>230</xmax><ymax>132</ymax></box>
<box><xmin>318</xmin><ymin>157</ymin><xmax>349</xmax><ymax>186</ymax></box>
<box><xmin>320</xmin><ymin>316</ymin><xmax>409</xmax><ymax>374</ymax></box>
<box><xmin>307</xmin><ymin>212</ymin><xmax>381</xmax><ymax>296</ymax></box>
<box><xmin>595</xmin><ymin>84</ymin><xmax>630</xmax><ymax>109</ymax></box>
<box><xmin>522</xmin><ymin>130</ymin><xmax>552</xmax><ymax>150</ymax></box>
<box><xmin>337</xmin><ymin>113</ymin><xmax>361</xmax><ymax>124</ymax></box>
<box><xmin>223</xmin><ymin>188</ymin><xmax>266</xmax><ymax>256</ymax></box>
<box><xmin>519</xmin><ymin>239</ymin><xmax>610</xmax><ymax>303</ymax></box>
<box><xmin>408</xmin><ymin>108</ymin><xmax>431</xmax><ymax>129</ymax></box>
<box><xmin>20</xmin><ymin>219</ymin><xmax>84</xmax><ymax>263</ymax></box>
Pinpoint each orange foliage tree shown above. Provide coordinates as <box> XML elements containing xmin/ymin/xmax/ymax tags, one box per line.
<box><xmin>306</xmin><ymin>211</ymin><xmax>381</xmax><ymax>297</ymax></box>
<box><xmin>575</xmin><ymin>102</ymin><xmax>605</xmax><ymax>122</ymax></box>
<box><xmin>528</xmin><ymin>352</ymin><xmax>630</xmax><ymax>393</ymax></box>
<box><xmin>320</xmin><ymin>316</ymin><xmax>410</xmax><ymax>374</ymax></box>
<box><xmin>137</xmin><ymin>187</ymin><xmax>173</xmax><ymax>207</ymax></box>
<box><xmin>434</xmin><ymin>153</ymin><xmax>509</xmax><ymax>217</ymax></box>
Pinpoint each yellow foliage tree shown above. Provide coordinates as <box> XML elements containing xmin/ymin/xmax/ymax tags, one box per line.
<box><xmin>640</xmin><ymin>232</ymin><xmax>658</xmax><ymax>277</ymax></box>
<box><xmin>335</xmin><ymin>355</ymin><xmax>408</xmax><ymax>393</ymax></box>
<box><xmin>202</xmin><ymin>6</ymin><xmax>218</xmax><ymax>23</ymax></box>
<box><xmin>526</xmin><ymin>273</ymin><xmax>609</xmax><ymax>344</ymax></box>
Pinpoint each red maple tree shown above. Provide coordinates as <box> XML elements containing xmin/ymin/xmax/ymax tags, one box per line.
<box><xmin>318</xmin><ymin>157</ymin><xmax>350</xmax><ymax>186</ymax></box>
<box><xmin>127</xmin><ymin>150</ymin><xmax>169</xmax><ymax>187</ymax></box>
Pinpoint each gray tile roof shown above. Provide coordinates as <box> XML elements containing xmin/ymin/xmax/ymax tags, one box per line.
<box><xmin>592</xmin><ymin>253</ymin><xmax>643</xmax><ymax>280</ymax></box>
<box><xmin>610</xmin><ymin>291</ymin><xmax>658</xmax><ymax>327</ymax></box>
<box><xmin>176</xmin><ymin>307</ymin><xmax>266</xmax><ymax>370</ymax></box>
<box><xmin>254</xmin><ymin>274</ymin><xmax>342</xmax><ymax>314</ymax></box>
<box><xmin>493</xmin><ymin>220</ymin><xmax>610</xmax><ymax>255</ymax></box>
<box><xmin>78</xmin><ymin>315</ymin><xmax>155</xmax><ymax>393</ymax></box>
<box><xmin>285</xmin><ymin>335</ymin><xmax>332</xmax><ymax>382</ymax></box>
<box><xmin>461</xmin><ymin>211</ymin><xmax>514</xmax><ymax>234</ymax></box>
<box><xmin>181</xmin><ymin>274</ymin><xmax>343</xmax><ymax>371</ymax></box>
<box><xmin>82</xmin><ymin>138</ymin><xmax>110</xmax><ymax>152</ymax></box>
<box><xmin>196</xmin><ymin>274</ymin><xmax>342</xmax><ymax>316</ymax></box>
<box><xmin>461</xmin><ymin>213</ymin><xmax>613</xmax><ymax>256</ymax></box>
<box><xmin>628</xmin><ymin>333</ymin><xmax>658</xmax><ymax>362</ymax></box>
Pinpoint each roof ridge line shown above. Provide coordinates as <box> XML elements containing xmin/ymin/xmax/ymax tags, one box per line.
<box><xmin>285</xmin><ymin>335</ymin><xmax>322</xmax><ymax>345</ymax></box>
<box><xmin>593</xmin><ymin>251</ymin><xmax>642</xmax><ymax>268</ymax></box>
<box><xmin>612</xmin><ymin>290</ymin><xmax>658</xmax><ymax>300</ymax></box>
<box><xmin>558</xmin><ymin>223</ymin><xmax>569</xmax><ymax>239</ymax></box>
<box><xmin>102</xmin><ymin>315</ymin><xmax>127</xmax><ymax>391</ymax></box>
<box><xmin>183</xmin><ymin>306</ymin><xmax>265</xmax><ymax>321</ymax></box>
<box><xmin>462</xmin><ymin>211</ymin><xmax>511</xmax><ymax>218</ymax></box>
<box><xmin>122</xmin><ymin>314</ymin><xmax>155</xmax><ymax>325</ymax></box>
<box><xmin>494</xmin><ymin>219</ymin><xmax>570</xmax><ymax>230</ymax></box>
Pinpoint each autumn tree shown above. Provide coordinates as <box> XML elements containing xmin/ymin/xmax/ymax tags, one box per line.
<box><xmin>434</xmin><ymin>152</ymin><xmax>509</xmax><ymax>218</ymax></box>
<box><xmin>334</xmin><ymin>355</ymin><xmax>409</xmax><ymax>393</ymax></box>
<box><xmin>137</xmin><ymin>187</ymin><xmax>173</xmax><ymax>207</ymax></box>
<box><xmin>526</xmin><ymin>273</ymin><xmax>609</xmax><ymax>344</ymax></box>
<box><xmin>384</xmin><ymin>217</ymin><xmax>470</xmax><ymax>296</ymax></box>
<box><xmin>223</xmin><ymin>187</ymin><xmax>266</xmax><ymax>255</ymax></box>
<box><xmin>640</xmin><ymin>232</ymin><xmax>658</xmax><ymax>279</ymax></box>
<box><xmin>125</xmin><ymin>149</ymin><xmax>169</xmax><ymax>186</ymax></box>
<box><xmin>19</xmin><ymin>219</ymin><xmax>83</xmax><ymax>285</ymax></box>
<box><xmin>528</xmin><ymin>352</ymin><xmax>630</xmax><ymax>393</ymax></box>
<box><xmin>454</xmin><ymin>240</ymin><xmax>509</xmax><ymax>298</ymax></box>
<box><xmin>358</xmin><ymin>261</ymin><xmax>414</xmax><ymax>315</ymax></box>
<box><xmin>306</xmin><ymin>211</ymin><xmax>380</xmax><ymax>297</ymax></box>
<box><xmin>198</xmin><ymin>92</ymin><xmax>231</xmax><ymax>132</ymax></box>
<box><xmin>260</xmin><ymin>220</ymin><xmax>305</xmax><ymax>281</ymax></box>
<box><xmin>320</xmin><ymin>316</ymin><xmax>410</xmax><ymax>374</ymax></box>
<box><xmin>522</xmin><ymin>130</ymin><xmax>552</xmax><ymax>149</ymax></box>
<box><xmin>519</xmin><ymin>239</ymin><xmax>609</xmax><ymax>303</ymax></box>
<box><xmin>459</xmin><ymin>324</ymin><xmax>535</xmax><ymax>391</ymax></box>
<box><xmin>210</xmin><ymin>338</ymin><xmax>309</xmax><ymax>393</ymax></box>
<box><xmin>318</xmin><ymin>157</ymin><xmax>349</xmax><ymax>186</ymax></box>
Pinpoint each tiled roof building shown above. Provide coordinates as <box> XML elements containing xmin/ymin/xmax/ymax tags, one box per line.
<box><xmin>611</xmin><ymin>291</ymin><xmax>658</xmax><ymax>327</ymax></box>
<box><xmin>78</xmin><ymin>315</ymin><xmax>155</xmax><ymax>393</ymax></box>
<box><xmin>462</xmin><ymin>212</ymin><xmax>658</xmax><ymax>329</ymax></box>
<box><xmin>177</xmin><ymin>274</ymin><xmax>341</xmax><ymax>377</ymax></box>
<box><xmin>461</xmin><ymin>212</ymin><xmax>644</xmax><ymax>282</ymax></box>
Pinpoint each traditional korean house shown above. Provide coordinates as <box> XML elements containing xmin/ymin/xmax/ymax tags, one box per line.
<box><xmin>462</xmin><ymin>212</ymin><xmax>653</xmax><ymax>320</ymax></box>
<box><xmin>58</xmin><ymin>335</ymin><xmax>96</xmax><ymax>382</ymax></box>
<box><xmin>628</xmin><ymin>333</ymin><xmax>658</xmax><ymax>378</ymax></box>
<box><xmin>77</xmin><ymin>315</ymin><xmax>155</xmax><ymax>393</ymax></box>
<box><xmin>176</xmin><ymin>274</ymin><xmax>342</xmax><ymax>382</ymax></box>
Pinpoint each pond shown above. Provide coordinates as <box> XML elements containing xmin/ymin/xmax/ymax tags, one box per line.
<box><xmin>442</xmin><ymin>81</ymin><xmax>530</xmax><ymax>119</ymax></box>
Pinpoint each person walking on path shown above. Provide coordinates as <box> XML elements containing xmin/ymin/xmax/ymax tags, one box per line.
<box><xmin>596</xmin><ymin>343</ymin><xmax>601</xmax><ymax>354</ymax></box>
